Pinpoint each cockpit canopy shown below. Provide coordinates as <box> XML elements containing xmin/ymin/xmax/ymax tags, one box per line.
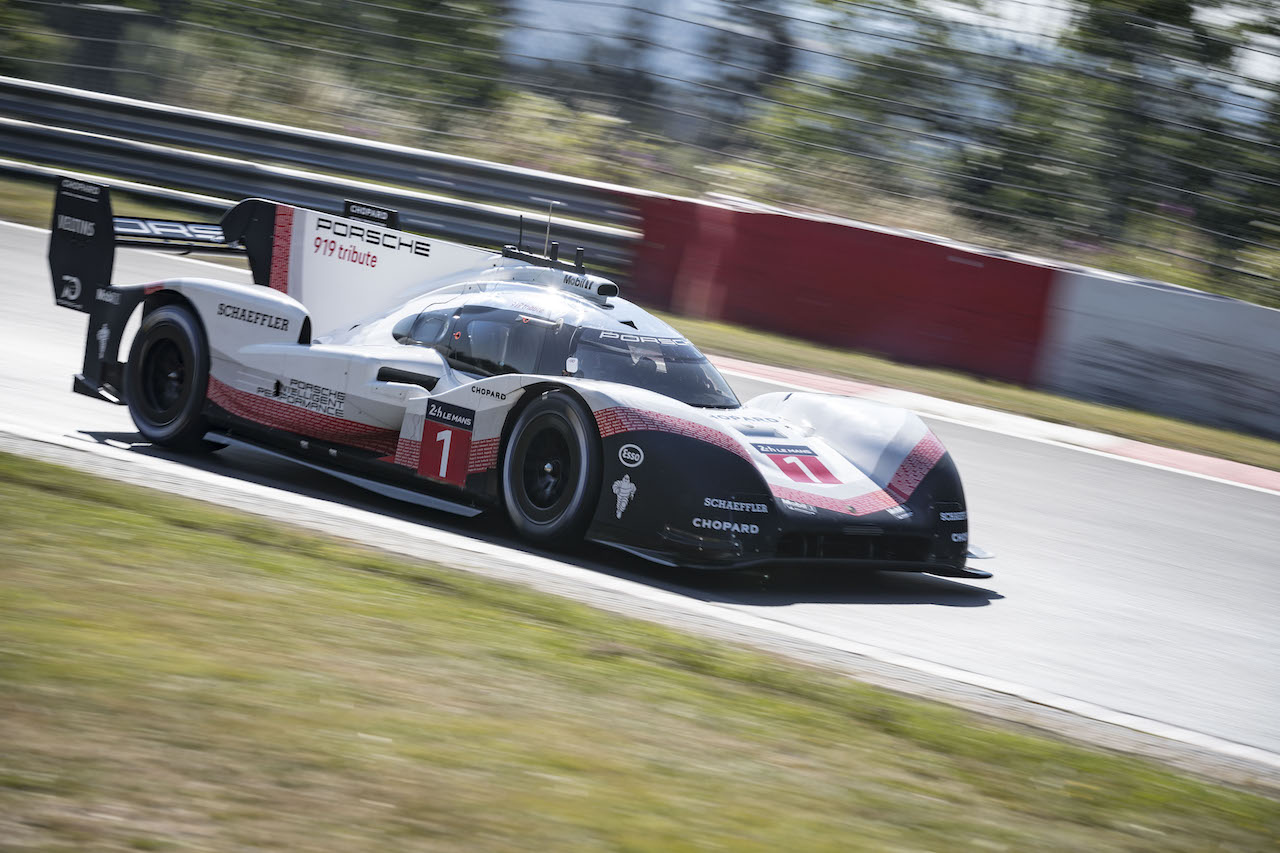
<box><xmin>393</xmin><ymin>305</ymin><xmax>739</xmax><ymax>409</ymax></box>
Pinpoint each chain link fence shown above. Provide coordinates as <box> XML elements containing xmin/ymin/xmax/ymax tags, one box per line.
<box><xmin>2</xmin><ymin>0</ymin><xmax>1277</xmax><ymax>305</ymax></box>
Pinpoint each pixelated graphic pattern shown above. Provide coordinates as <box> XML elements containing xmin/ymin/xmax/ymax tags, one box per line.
<box><xmin>269</xmin><ymin>206</ymin><xmax>294</xmax><ymax>293</ymax></box>
<box><xmin>468</xmin><ymin>437</ymin><xmax>500</xmax><ymax>473</ymax></box>
<box><xmin>769</xmin><ymin>483</ymin><xmax>892</xmax><ymax>517</ymax></box>
<box><xmin>594</xmin><ymin>407</ymin><xmax>750</xmax><ymax>461</ymax></box>
<box><xmin>207</xmin><ymin>376</ymin><xmax>398</xmax><ymax>455</ymax></box>
<box><xmin>394</xmin><ymin>437</ymin><xmax>421</xmax><ymax>469</ymax></box>
<box><xmin>886</xmin><ymin>433</ymin><xmax>946</xmax><ymax>501</ymax></box>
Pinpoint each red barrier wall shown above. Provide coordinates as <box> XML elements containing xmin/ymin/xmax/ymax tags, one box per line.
<box><xmin>631</xmin><ymin>197</ymin><xmax>1055</xmax><ymax>386</ymax></box>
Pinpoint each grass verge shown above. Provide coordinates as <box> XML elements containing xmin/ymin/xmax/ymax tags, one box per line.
<box><xmin>3</xmin><ymin>170</ymin><xmax>1277</xmax><ymax>470</ymax></box>
<box><xmin>1</xmin><ymin>451</ymin><xmax>1277</xmax><ymax>851</ymax></box>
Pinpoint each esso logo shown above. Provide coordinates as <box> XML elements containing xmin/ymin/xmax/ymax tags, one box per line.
<box><xmin>618</xmin><ymin>443</ymin><xmax>644</xmax><ymax>468</ymax></box>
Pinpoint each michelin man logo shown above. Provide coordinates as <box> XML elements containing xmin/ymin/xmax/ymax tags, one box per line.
<box><xmin>96</xmin><ymin>323</ymin><xmax>110</xmax><ymax>359</ymax></box>
<box><xmin>611</xmin><ymin>474</ymin><xmax>637</xmax><ymax>519</ymax></box>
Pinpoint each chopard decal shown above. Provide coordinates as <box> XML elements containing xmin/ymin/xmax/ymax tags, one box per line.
<box><xmin>693</xmin><ymin>518</ymin><xmax>759</xmax><ymax>534</ymax></box>
<box><xmin>61</xmin><ymin>178</ymin><xmax>102</xmax><ymax>196</ymax></box>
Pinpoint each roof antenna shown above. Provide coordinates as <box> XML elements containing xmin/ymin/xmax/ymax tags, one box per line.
<box><xmin>517</xmin><ymin>215</ymin><xmax>524</xmax><ymax>253</ymax></box>
<box><xmin>532</xmin><ymin>198</ymin><xmax>563</xmax><ymax>256</ymax></box>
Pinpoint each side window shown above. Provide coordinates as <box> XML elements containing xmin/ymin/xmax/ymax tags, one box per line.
<box><xmin>446</xmin><ymin>308</ymin><xmax>555</xmax><ymax>376</ymax></box>
<box><xmin>392</xmin><ymin>310</ymin><xmax>452</xmax><ymax>347</ymax></box>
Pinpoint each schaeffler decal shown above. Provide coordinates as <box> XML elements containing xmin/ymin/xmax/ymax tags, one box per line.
<box><xmin>753</xmin><ymin>443</ymin><xmax>841</xmax><ymax>485</ymax></box>
<box><xmin>703</xmin><ymin>498</ymin><xmax>769</xmax><ymax>513</ymax></box>
<box><xmin>612</xmin><ymin>474</ymin><xmax>637</xmax><ymax>519</ymax></box>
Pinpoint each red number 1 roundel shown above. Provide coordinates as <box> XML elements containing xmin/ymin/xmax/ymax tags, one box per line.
<box><xmin>753</xmin><ymin>443</ymin><xmax>841</xmax><ymax>485</ymax></box>
<box><xmin>419</xmin><ymin>400</ymin><xmax>475</xmax><ymax>487</ymax></box>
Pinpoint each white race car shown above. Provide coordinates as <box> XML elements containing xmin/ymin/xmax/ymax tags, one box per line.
<box><xmin>49</xmin><ymin>178</ymin><xmax>986</xmax><ymax>577</ymax></box>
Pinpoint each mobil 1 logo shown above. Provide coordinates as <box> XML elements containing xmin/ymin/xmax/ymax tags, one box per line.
<box><xmin>420</xmin><ymin>399</ymin><xmax>475</xmax><ymax>487</ymax></box>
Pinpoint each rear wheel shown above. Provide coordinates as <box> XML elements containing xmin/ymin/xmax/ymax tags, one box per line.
<box><xmin>502</xmin><ymin>391</ymin><xmax>601</xmax><ymax>545</ymax></box>
<box><xmin>124</xmin><ymin>303</ymin><xmax>211</xmax><ymax>450</ymax></box>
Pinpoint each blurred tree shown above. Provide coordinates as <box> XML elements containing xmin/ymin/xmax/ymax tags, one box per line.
<box><xmin>0</xmin><ymin>0</ymin><xmax>59</xmax><ymax>78</ymax></box>
<box><xmin>583</xmin><ymin>3</ymin><xmax>659</xmax><ymax>126</ymax></box>
<box><xmin>949</xmin><ymin>0</ymin><xmax>1277</xmax><ymax>283</ymax></box>
<box><xmin>700</xmin><ymin>0</ymin><xmax>797</xmax><ymax>147</ymax></box>
<box><xmin>25</xmin><ymin>0</ymin><xmax>510</xmax><ymax>130</ymax></box>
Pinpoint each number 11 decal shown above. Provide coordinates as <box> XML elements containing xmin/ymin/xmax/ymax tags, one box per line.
<box><xmin>754</xmin><ymin>443</ymin><xmax>842</xmax><ymax>485</ymax></box>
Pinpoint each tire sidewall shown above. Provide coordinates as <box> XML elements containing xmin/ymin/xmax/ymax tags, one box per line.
<box><xmin>124</xmin><ymin>303</ymin><xmax>210</xmax><ymax>448</ymax></box>
<box><xmin>502</xmin><ymin>392</ymin><xmax>601</xmax><ymax>544</ymax></box>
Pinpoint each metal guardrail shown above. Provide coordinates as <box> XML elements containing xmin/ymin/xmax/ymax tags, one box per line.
<box><xmin>0</xmin><ymin>76</ymin><xmax>642</xmax><ymax>224</ymax></box>
<box><xmin>0</xmin><ymin>157</ymin><xmax>235</xmax><ymax>215</ymax></box>
<box><xmin>0</xmin><ymin>76</ymin><xmax>640</xmax><ymax>271</ymax></box>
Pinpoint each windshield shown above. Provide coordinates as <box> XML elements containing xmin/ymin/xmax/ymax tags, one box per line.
<box><xmin>571</xmin><ymin>329</ymin><xmax>739</xmax><ymax>408</ymax></box>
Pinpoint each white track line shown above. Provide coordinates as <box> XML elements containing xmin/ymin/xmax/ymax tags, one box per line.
<box><xmin>3</xmin><ymin>421</ymin><xmax>1278</xmax><ymax>772</ymax></box>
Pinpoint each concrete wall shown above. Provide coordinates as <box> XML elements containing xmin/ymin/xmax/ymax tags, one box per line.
<box><xmin>1036</xmin><ymin>271</ymin><xmax>1280</xmax><ymax>440</ymax></box>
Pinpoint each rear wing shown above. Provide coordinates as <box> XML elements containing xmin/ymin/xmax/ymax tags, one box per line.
<box><xmin>48</xmin><ymin>178</ymin><xmax>494</xmax><ymax>336</ymax></box>
<box><xmin>49</xmin><ymin>177</ymin><xmax>243</xmax><ymax>313</ymax></box>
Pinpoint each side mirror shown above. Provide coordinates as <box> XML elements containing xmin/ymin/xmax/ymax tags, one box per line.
<box><xmin>392</xmin><ymin>314</ymin><xmax>415</xmax><ymax>344</ymax></box>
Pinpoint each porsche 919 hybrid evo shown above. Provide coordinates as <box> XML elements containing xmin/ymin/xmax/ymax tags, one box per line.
<box><xmin>48</xmin><ymin>177</ymin><xmax>989</xmax><ymax>578</ymax></box>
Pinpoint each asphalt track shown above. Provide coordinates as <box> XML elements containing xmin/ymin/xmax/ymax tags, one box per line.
<box><xmin>2</xmin><ymin>220</ymin><xmax>1277</xmax><ymax>780</ymax></box>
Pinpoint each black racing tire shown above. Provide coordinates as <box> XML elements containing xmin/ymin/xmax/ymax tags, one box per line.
<box><xmin>124</xmin><ymin>303</ymin><xmax>212</xmax><ymax>451</ymax></box>
<box><xmin>502</xmin><ymin>391</ymin><xmax>601</xmax><ymax>545</ymax></box>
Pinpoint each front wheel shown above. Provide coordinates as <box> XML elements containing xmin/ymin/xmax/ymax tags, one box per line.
<box><xmin>502</xmin><ymin>391</ymin><xmax>601</xmax><ymax>545</ymax></box>
<box><xmin>124</xmin><ymin>303</ymin><xmax>211</xmax><ymax>451</ymax></box>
